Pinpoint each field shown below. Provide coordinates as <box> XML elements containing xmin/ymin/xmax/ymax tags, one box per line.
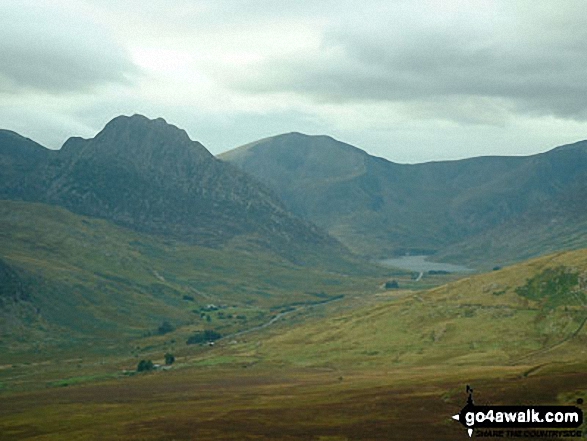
<box><xmin>1</xmin><ymin>361</ymin><xmax>585</xmax><ymax>440</ymax></box>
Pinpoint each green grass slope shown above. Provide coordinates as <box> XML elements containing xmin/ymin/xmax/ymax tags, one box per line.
<box><xmin>0</xmin><ymin>200</ymin><xmax>390</xmax><ymax>364</ymax></box>
<box><xmin>437</xmin><ymin>215</ymin><xmax>587</xmax><ymax>270</ymax></box>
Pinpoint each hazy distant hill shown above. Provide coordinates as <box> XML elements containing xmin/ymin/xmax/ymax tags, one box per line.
<box><xmin>0</xmin><ymin>116</ymin><xmax>349</xmax><ymax>264</ymax></box>
<box><xmin>221</xmin><ymin>133</ymin><xmax>587</xmax><ymax>265</ymax></box>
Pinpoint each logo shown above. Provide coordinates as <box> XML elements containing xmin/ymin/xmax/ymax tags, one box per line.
<box><xmin>451</xmin><ymin>385</ymin><xmax>584</xmax><ymax>438</ymax></box>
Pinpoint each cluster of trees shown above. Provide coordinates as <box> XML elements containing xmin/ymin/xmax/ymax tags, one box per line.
<box><xmin>136</xmin><ymin>352</ymin><xmax>175</xmax><ymax>372</ymax></box>
<box><xmin>137</xmin><ymin>359</ymin><xmax>154</xmax><ymax>372</ymax></box>
<box><xmin>164</xmin><ymin>353</ymin><xmax>175</xmax><ymax>365</ymax></box>
<box><xmin>428</xmin><ymin>270</ymin><xmax>449</xmax><ymax>275</ymax></box>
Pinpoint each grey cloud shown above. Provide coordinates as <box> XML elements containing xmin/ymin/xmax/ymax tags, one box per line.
<box><xmin>225</xmin><ymin>2</ymin><xmax>587</xmax><ymax>122</ymax></box>
<box><xmin>0</xmin><ymin>1</ymin><xmax>138</xmax><ymax>95</ymax></box>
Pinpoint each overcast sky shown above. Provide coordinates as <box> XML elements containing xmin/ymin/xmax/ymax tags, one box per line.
<box><xmin>2</xmin><ymin>0</ymin><xmax>587</xmax><ymax>163</ymax></box>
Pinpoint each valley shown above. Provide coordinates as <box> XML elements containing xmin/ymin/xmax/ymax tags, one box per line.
<box><xmin>1</xmin><ymin>248</ymin><xmax>586</xmax><ymax>440</ymax></box>
<box><xmin>1</xmin><ymin>116</ymin><xmax>587</xmax><ymax>440</ymax></box>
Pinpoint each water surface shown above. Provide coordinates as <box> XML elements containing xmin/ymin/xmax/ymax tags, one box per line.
<box><xmin>379</xmin><ymin>255</ymin><xmax>472</xmax><ymax>273</ymax></box>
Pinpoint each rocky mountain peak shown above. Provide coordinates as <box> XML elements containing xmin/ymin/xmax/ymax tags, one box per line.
<box><xmin>60</xmin><ymin>114</ymin><xmax>212</xmax><ymax>165</ymax></box>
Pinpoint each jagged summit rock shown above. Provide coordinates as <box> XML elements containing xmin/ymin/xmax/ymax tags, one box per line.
<box><xmin>60</xmin><ymin>114</ymin><xmax>212</xmax><ymax>165</ymax></box>
<box><xmin>0</xmin><ymin>116</ymin><xmax>347</xmax><ymax>262</ymax></box>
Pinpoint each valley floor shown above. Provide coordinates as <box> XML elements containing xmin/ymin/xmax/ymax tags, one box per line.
<box><xmin>2</xmin><ymin>247</ymin><xmax>587</xmax><ymax>440</ymax></box>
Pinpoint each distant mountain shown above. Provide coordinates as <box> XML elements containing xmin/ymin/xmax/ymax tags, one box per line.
<box><xmin>0</xmin><ymin>116</ymin><xmax>349</xmax><ymax>264</ymax></box>
<box><xmin>221</xmin><ymin>133</ymin><xmax>587</xmax><ymax>265</ymax></box>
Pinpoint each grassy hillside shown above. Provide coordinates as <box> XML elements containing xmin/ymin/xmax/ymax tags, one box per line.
<box><xmin>0</xmin><ymin>200</ymin><xmax>394</xmax><ymax>366</ymax></box>
<box><xmin>437</xmin><ymin>215</ymin><xmax>587</xmax><ymax>269</ymax></box>
<box><xmin>228</xmin><ymin>248</ymin><xmax>587</xmax><ymax>369</ymax></box>
<box><xmin>3</xmin><ymin>360</ymin><xmax>586</xmax><ymax>441</ymax></box>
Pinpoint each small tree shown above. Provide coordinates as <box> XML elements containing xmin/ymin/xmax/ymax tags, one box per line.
<box><xmin>385</xmin><ymin>280</ymin><xmax>399</xmax><ymax>289</ymax></box>
<box><xmin>164</xmin><ymin>353</ymin><xmax>175</xmax><ymax>365</ymax></box>
<box><xmin>137</xmin><ymin>359</ymin><xmax>154</xmax><ymax>372</ymax></box>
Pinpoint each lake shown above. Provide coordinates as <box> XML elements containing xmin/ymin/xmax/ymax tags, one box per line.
<box><xmin>378</xmin><ymin>255</ymin><xmax>473</xmax><ymax>273</ymax></box>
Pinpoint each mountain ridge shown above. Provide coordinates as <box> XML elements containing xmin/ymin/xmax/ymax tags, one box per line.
<box><xmin>221</xmin><ymin>132</ymin><xmax>587</xmax><ymax>265</ymax></box>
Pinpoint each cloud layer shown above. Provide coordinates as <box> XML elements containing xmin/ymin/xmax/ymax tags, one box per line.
<box><xmin>225</xmin><ymin>1</ymin><xmax>587</xmax><ymax>124</ymax></box>
<box><xmin>0</xmin><ymin>0</ymin><xmax>137</xmax><ymax>94</ymax></box>
<box><xmin>2</xmin><ymin>0</ymin><xmax>587</xmax><ymax>162</ymax></box>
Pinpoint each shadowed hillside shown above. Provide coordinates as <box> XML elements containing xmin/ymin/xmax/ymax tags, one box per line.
<box><xmin>222</xmin><ymin>134</ymin><xmax>587</xmax><ymax>265</ymax></box>
<box><xmin>0</xmin><ymin>116</ymin><xmax>350</xmax><ymax>265</ymax></box>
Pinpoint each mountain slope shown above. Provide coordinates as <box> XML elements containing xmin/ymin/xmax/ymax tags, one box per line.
<box><xmin>0</xmin><ymin>200</ymin><xmax>382</xmax><ymax>362</ymax></box>
<box><xmin>0</xmin><ymin>116</ymin><xmax>350</xmax><ymax>265</ymax></box>
<box><xmin>0</xmin><ymin>130</ymin><xmax>52</xmax><ymax>200</ymax></box>
<box><xmin>221</xmin><ymin>133</ymin><xmax>429</xmax><ymax>255</ymax></box>
<box><xmin>221</xmin><ymin>134</ymin><xmax>587</xmax><ymax>263</ymax></box>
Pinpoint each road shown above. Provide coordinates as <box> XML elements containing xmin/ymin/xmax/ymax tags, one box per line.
<box><xmin>225</xmin><ymin>296</ymin><xmax>344</xmax><ymax>340</ymax></box>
